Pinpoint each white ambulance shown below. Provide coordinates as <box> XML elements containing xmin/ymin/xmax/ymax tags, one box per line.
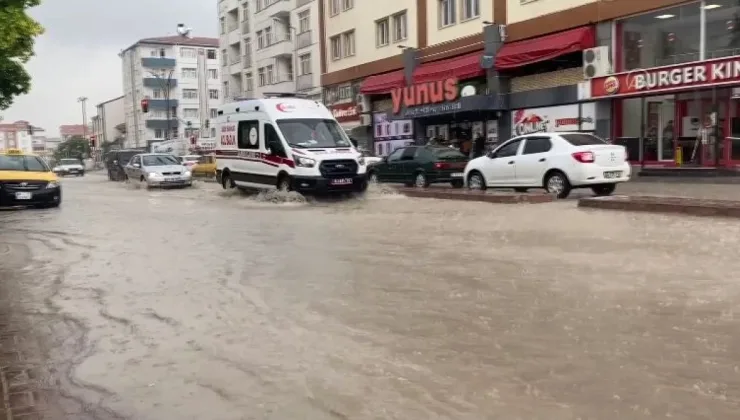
<box><xmin>213</xmin><ymin>95</ymin><xmax>368</xmax><ymax>194</ymax></box>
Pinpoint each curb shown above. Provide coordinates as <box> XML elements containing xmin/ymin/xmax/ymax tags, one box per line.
<box><xmin>396</xmin><ymin>188</ymin><xmax>555</xmax><ymax>204</ymax></box>
<box><xmin>578</xmin><ymin>195</ymin><xmax>740</xmax><ymax>218</ymax></box>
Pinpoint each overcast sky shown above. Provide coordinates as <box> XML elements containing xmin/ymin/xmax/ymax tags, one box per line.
<box><xmin>1</xmin><ymin>0</ymin><xmax>217</xmax><ymax>137</ymax></box>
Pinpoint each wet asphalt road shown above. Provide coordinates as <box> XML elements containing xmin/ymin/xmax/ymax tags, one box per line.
<box><xmin>2</xmin><ymin>174</ymin><xmax>740</xmax><ymax>419</ymax></box>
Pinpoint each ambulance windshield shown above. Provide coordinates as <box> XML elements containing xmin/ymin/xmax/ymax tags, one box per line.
<box><xmin>276</xmin><ymin>119</ymin><xmax>352</xmax><ymax>148</ymax></box>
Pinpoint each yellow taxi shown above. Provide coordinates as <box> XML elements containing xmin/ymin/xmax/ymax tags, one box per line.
<box><xmin>191</xmin><ymin>154</ymin><xmax>216</xmax><ymax>177</ymax></box>
<box><xmin>0</xmin><ymin>149</ymin><xmax>61</xmax><ymax>208</ymax></box>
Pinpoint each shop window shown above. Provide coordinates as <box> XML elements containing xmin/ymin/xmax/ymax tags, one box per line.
<box><xmin>705</xmin><ymin>0</ymin><xmax>740</xmax><ymax>59</ymax></box>
<box><xmin>618</xmin><ymin>2</ymin><xmax>700</xmax><ymax>71</ymax></box>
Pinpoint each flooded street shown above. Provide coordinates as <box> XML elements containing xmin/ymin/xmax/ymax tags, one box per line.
<box><xmin>2</xmin><ymin>174</ymin><xmax>740</xmax><ymax>419</ymax></box>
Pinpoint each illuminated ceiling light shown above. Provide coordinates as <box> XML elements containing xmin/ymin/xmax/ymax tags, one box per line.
<box><xmin>655</xmin><ymin>14</ymin><xmax>676</xmax><ymax>19</ymax></box>
<box><xmin>704</xmin><ymin>4</ymin><xmax>722</xmax><ymax>9</ymax></box>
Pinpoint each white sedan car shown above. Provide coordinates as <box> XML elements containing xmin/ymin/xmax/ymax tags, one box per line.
<box><xmin>464</xmin><ymin>132</ymin><xmax>631</xmax><ymax>198</ymax></box>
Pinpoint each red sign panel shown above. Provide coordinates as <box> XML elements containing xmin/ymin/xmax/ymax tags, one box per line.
<box><xmin>330</xmin><ymin>103</ymin><xmax>359</xmax><ymax>123</ymax></box>
<box><xmin>591</xmin><ymin>56</ymin><xmax>740</xmax><ymax>98</ymax></box>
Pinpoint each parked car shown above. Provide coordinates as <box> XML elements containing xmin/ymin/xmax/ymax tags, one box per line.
<box><xmin>463</xmin><ymin>132</ymin><xmax>631</xmax><ymax>198</ymax></box>
<box><xmin>106</xmin><ymin>150</ymin><xmax>141</xmax><ymax>181</ymax></box>
<box><xmin>124</xmin><ymin>153</ymin><xmax>193</xmax><ymax>188</ymax></box>
<box><xmin>53</xmin><ymin>158</ymin><xmax>85</xmax><ymax>176</ymax></box>
<box><xmin>367</xmin><ymin>145</ymin><xmax>468</xmax><ymax>188</ymax></box>
<box><xmin>357</xmin><ymin>148</ymin><xmax>382</xmax><ymax>167</ymax></box>
<box><xmin>191</xmin><ymin>154</ymin><xmax>216</xmax><ymax>177</ymax></box>
<box><xmin>180</xmin><ymin>155</ymin><xmax>201</xmax><ymax>170</ymax></box>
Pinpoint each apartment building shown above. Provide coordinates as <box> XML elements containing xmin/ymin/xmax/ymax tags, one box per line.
<box><xmin>91</xmin><ymin>96</ymin><xmax>125</xmax><ymax>147</ymax></box>
<box><xmin>59</xmin><ymin>124</ymin><xmax>88</xmax><ymax>141</ymax></box>
<box><xmin>321</xmin><ymin>0</ymin><xmax>740</xmax><ymax>166</ymax></box>
<box><xmin>218</xmin><ymin>0</ymin><xmax>322</xmax><ymax>101</ymax></box>
<box><xmin>0</xmin><ymin>121</ymin><xmax>43</xmax><ymax>153</ymax></box>
<box><xmin>120</xmin><ymin>36</ymin><xmax>223</xmax><ymax>150</ymax></box>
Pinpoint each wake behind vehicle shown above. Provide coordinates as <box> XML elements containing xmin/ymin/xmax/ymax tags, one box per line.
<box><xmin>464</xmin><ymin>132</ymin><xmax>631</xmax><ymax>198</ymax></box>
<box><xmin>214</xmin><ymin>95</ymin><xmax>368</xmax><ymax>194</ymax></box>
<box><xmin>124</xmin><ymin>153</ymin><xmax>193</xmax><ymax>188</ymax></box>
<box><xmin>0</xmin><ymin>149</ymin><xmax>61</xmax><ymax>208</ymax></box>
<box><xmin>53</xmin><ymin>158</ymin><xmax>85</xmax><ymax>176</ymax></box>
<box><xmin>367</xmin><ymin>146</ymin><xmax>468</xmax><ymax>188</ymax></box>
<box><xmin>106</xmin><ymin>149</ymin><xmax>141</xmax><ymax>181</ymax></box>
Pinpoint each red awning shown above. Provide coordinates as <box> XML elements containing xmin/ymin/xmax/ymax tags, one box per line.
<box><xmin>495</xmin><ymin>26</ymin><xmax>595</xmax><ymax>71</ymax></box>
<box><xmin>359</xmin><ymin>70</ymin><xmax>405</xmax><ymax>94</ymax></box>
<box><xmin>412</xmin><ymin>51</ymin><xmax>484</xmax><ymax>84</ymax></box>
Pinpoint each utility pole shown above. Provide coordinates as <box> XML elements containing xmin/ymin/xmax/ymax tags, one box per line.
<box><xmin>290</xmin><ymin>26</ymin><xmax>298</xmax><ymax>93</ymax></box>
<box><xmin>78</xmin><ymin>96</ymin><xmax>88</xmax><ymax>139</ymax></box>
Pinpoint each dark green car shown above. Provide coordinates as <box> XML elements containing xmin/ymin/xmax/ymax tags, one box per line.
<box><xmin>367</xmin><ymin>146</ymin><xmax>468</xmax><ymax>188</ymax></box>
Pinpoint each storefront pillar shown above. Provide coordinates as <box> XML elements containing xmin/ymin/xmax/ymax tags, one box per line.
<box><xmin>483</xmin><ymin>23</ymin><xmax>509</xmax><ymax>141</ymax></box>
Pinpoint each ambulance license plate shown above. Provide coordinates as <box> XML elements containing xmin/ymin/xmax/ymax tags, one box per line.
<box><xmin>330</xmin><ymin>178</ymin><xmax>352</xmax><ymax>185</ymax></box>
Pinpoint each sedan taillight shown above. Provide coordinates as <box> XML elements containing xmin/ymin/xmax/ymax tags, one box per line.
<box><xmin>572</xmin><ymin>151</ymin><xmax>595</xmax><ymax>163</ymax></box>
<box><xmin>434</xmin><ymin>162</ymin><xmax>450</xmax><ymax>169</ymax></box>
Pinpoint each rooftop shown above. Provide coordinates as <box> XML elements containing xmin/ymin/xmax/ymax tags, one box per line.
<box><xmin>122</xmin><ymin>35</ymin><xmax>219</xmax><ymax>53</ymax></box>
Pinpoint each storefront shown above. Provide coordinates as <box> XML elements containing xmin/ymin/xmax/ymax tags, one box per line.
<box><xmin>592</xmin><ymin>0</ymin><xmax>740</xmax><ymax>166</ymax></box>
<box><xmin>511</xmin><ymin>103</ymin><xmax>597</xmax><ymax>135</ymax></box>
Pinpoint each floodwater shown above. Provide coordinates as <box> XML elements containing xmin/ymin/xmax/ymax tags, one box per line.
<box><xmin>1</xmin><ymin>174</ymin><xmax>740</xmax><ymax>419</ymax></box>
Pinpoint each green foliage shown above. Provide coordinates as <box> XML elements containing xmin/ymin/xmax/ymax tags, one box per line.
<box><xmin>54</xmin><ymin>136</ymin><xmax>89</xmax><ymax>161</ymax></box>
<box><xmin>0</xmin><ymin>0</ymin><xmax>44</xmax><ymax>110</ymax></box>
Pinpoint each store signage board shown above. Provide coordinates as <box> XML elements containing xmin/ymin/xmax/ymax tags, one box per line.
<box><xmin>591</xmin><ymin>55</ymin><xmax>740</xmax><ymax>98</ymax></box>
<box><xmin>330</xmin><ymin>103</ymin><xmax>359</xmax><ymax>123</ymax></box>
<box><xmin>511</xmin><ymin>104</ymin><xmax>596</xmax><ymax>136</ymax></box>
<box><xmin>391</xmin><ymin>77</ymin><xmax>459</xmax><ymax>114</ymax></box>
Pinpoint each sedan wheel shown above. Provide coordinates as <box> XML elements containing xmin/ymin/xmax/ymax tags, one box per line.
<box><xmin>369</xmin><ymin>172</ymin><xmax>378</xmax><ymax>183</ymax></box>
<box><xmin>545</xmin><ymin>172</ymin><xmax>571</xmax><ymax>199</ymax></box>
<box><xmin>467</xmin><ymin>172</ymin><xmax>485</xmax><ymax>190</ymax></box>
<box><xmin>414</xmin><ymin>173</ymin><xmax>428</xmax><ymax>188</ymax></box>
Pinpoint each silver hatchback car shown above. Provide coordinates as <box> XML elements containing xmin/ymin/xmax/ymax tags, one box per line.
<box><xmin>124</xmin><ymin>153</ymin><xmax>193</xmax><ymax>188</ymax></box>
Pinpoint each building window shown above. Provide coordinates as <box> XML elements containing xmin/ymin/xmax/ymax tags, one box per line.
<box><xmin>207</xmin><ymin>49</ymin><xmax>217</xmax><ymax>59</ymax></box>
<box><xmin>245</xmin><ymin>73</ymin><xmax>253</xmax><ymax>91</ymax></box>
<box><xmin>461</xmin><ymin>0</ymin><xmax>479</xmax><ymax>20</ymax></box>
<box><xmin>439</xmin><ymin>0</ymin><xmax>456</xmax><ymax>27</ymax></box>
<box><xmin>266</xmin><ymin>65</ymin><xmax>274</xmax><ymax>84</ymax></box>
<box><xmin>258</xmin><ymin>67</ymin><xmax>266</xmax><ymax>86</ymax></box>
<box><xmin>221</xmin><ymin>49</ymin><xmax>227</xmax><ymax>65</ymax></box>
<box><xmin>330</xmin><ymin>35</ymin><xmax>341</xmax><ymax>60</ymax></box>
<box><xmin>618</xmin><ymin>2</ymin><xmax>701</xmax><ymax>71</ymax></box>
<box><xmin>209</xmin><ymin>89</ymin><xmax>219</xmax><ymax>99</ymax></box>
<box><xmin>706</xmin><ymin>1</ymin><xmax>740</xmax><ymax>60</ymax></box>
<box><xmin>392</xmin><ymin>11</ymin><xmax>407</xmax><ymax>42</ymax></box>
<box><xmin>180</xmin><ymin>47</ymin><xmax>196</xmax><ymax>58</ymax></box>
<box><xmin>181</xmin><ymin>68</ymin><xmax>197</xmax><ymax>78</ymax></box>
<box><xmin>298</xmin><ymin>10</ymin><xmax>310</xmax><ymax>33</ymax></box>
<box><xmin>329</xmin><ymin>0</ymin><xmax>340</xmax><ymax>16</ymax></box>
<box><xmin>183</xmin><ymin>108</ymin><xmax>199</xmax><ymax>119</ymax></box>
<box><xmin>152</xmin><ymin>89</ymin><xmax>163</xmax><ymax>99</ymax></box>
<box><xmin>299</xmin><ymin>53</ymin><xmax>311</xmax><ymax>75</ymax></box>
<box><xmin>264</xmin><ymin>26</ymin><xmax>272</xmax><ymax>45</ymax></box>
<box><xmin>342</xmin><ymin>0</ymin><xmax>353</xmax><ymax>11</ymax></box>
<box><xmin>376</xmin><ymin>18</ymin><xmax>390</xmax><ymax>47</ymax></box>
<box><xmin>210</xmin><ymin>108</ymin><xmax>218</xmax><ymax>118</ymax></box>
<box><xmin>155</xmin><ymin>129</ymin><xmax>164</xmax><ymax>139</ymax></box>
<box><xmin>183</xmin><ymin>89</ymin><xmax>198</xmax><ymax>99</ymax></box>
<box><xmin>338</xmin><ymin>85</ymin><xmax>352</xmax><ymax>100</ymax></box>
<box><xmin>342</xmin><ymin>30</ymin><xmax>355</xmax><ymax>57</ymax></box>
<box><xmin>257</xmin><ymin>30</ymin><xmax>265</xmax><ymax>48</ymax></box>
<box><xmin>208</xmin><ymin>69</ymin><xmax>218</xmax><ymax>79</ymax></box>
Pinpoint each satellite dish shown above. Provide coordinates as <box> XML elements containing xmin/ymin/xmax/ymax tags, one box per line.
<box><xmin>176</xmin><ymin>24</ymin><xmax>191</xmax><ymax>38</ymax></box>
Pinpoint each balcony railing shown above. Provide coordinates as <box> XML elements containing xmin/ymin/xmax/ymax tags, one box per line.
<box><xmin>242</xmin><ymin>21</ymin><xmax>250</xmax><ymax>33</ymax></box>
<box><xmin>296</xmin><ymin>74</ymin><xmax>313</xmax><ymax>91</ymax></box>
<box><xmin>229</xmin><ymin>55</ymin><xmax>241</xmax><ymax>65</ymax></box>
<box><xmin>296</xmin><ymin>30</ymin><xmax>312</xmax><ymax>49</ymax></box>
<box><xmin>242</xmin><ymin>55</ymin><xmax>252</xmax><ymax>68</ymax></box>
<box><xmin>143</xmin><ymin>78</ymin><xmax>177</xmax><ymax>88</ymax></box>
<box><xmin>296</xmin><ymin>0</ymin><xmax>313</xmax><ymax>7</ymax></box>
<box><xmin>146</xmin><ymin>99</ymin><xmax>179</xmax><ymax>109</ymax></box>
<box><xmin>141</xmin><ymin>57</ymin><xmax>175</xmax><ymax>68</ymax></box>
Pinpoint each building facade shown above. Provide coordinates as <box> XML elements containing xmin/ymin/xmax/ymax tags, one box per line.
<box><xmin>120</xmin><ymin>36</ymin><xmax>223</xmax><ymax>150</ymax></box>
<box><xmin>218</xmin><ymin>0</ymin><xmax>322</xmax><ymax>101</ymax></box>
<box><xmin>0</xmin><ymin>121</ymin><xmax>42</xmax><ymax>154</ymax></box>
<box><xmin>59</xmin><ymin>124</ymin><xmax>87</xmax><ymax>141</ymax></box>
<box><xmin>319</xmin><ymin>0</ymin><xmax>740</xmax><ymax>166</ymax></box>
<box><xmin>91</xmin><ymin>96</ymin><xmax>125</xmax><ymax>147</ymax></box>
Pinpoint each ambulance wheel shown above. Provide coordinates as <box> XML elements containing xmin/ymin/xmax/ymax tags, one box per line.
<box><xmin>277</xmin><ymin>174</ymin><xmax>292</xmax><ymax>192</ymax></box>
<box><xmin>222</xmin><ymin>172</ymin><xmax>235</xmax><ymax>189</ymax></box>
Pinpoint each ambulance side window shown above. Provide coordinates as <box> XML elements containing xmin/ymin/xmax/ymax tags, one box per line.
<box><xmin>264</xmin><ymin>124</ymin><xmax>286</xmax><ymax>157</ymax></box>
<box><xmin>237</xmin><ymin>120</ymin><xmax>259</xmax><ymax>149</ymax></box>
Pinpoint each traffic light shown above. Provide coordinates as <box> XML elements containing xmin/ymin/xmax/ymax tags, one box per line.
<box><xmin>205</xmin><ymin>119</ymin><xmax>209</xmax><ymax>128</ymax></box>
<box><xmin>90</xmin><ymin>135</ymin><xmax>96</xmax><ymax>148</ymax></box>
<box><xmin>140</xmin><ymin>99</ymin><xmax>149</xmax><ymax>113</ymax></box>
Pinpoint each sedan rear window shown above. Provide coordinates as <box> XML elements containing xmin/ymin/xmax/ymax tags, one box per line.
<box><xmin>560</xmin><ymin>133</ymin><xmax>608</xmax><ymax>146</ymax></box>
<box><xmin>430</xmin><ymin>148</ymin><xmax>466</xmax><ymax>159</ymax></box>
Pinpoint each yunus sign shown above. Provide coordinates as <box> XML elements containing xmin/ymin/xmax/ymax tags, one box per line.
<box><xmin>592</xmin><ymin>56</ymin><xmax>740</xmax><ymax>97</ymax></box>
<box><xmin>391</xmin><ymin>78</ymin><xmax>458</xmax><ymax>114</ymax></box>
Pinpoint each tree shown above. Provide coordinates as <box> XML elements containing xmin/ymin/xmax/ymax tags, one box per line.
<box><xmin>54</xmin><ymin>136</ymin><xmax>89</xmax><ymax>161</ymax></box>
<box><xmin>0</xmin><ymin>0</ymin><xmax>44</xmax><ymax>110</ymax></box>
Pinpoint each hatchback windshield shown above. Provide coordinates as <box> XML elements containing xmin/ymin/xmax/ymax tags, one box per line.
<box><xmin>277</xmin><ymin>119</ymin><xmax>351</xmax><ymax>148</ymax></box>
<box><xmin>0</xmin><ymin>155</ymin><xmax>49</xmax><ymax>172</ymax></box>
<box><xmin>560</xmin><ymin>133</ymin><xmax>607</xmax><ymax>146</ymax></box>
<box><xmin>60</xmin><ymin>159</ymin><xmax>81</xmax><ymax>165</ymax></box>
<box><xmin>142</xmin><ymin>155</ymin><xmax>180</xmax><ymax>166</ymax></box>
<box><xmin>431</xmin><ymin>147</ymin><xmax>466</xmax><ymax>159</ymax></box>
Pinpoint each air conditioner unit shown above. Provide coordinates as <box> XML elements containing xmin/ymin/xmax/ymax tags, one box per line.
<box><xmin>583</xmin><ymin>46</ymin><xmax>612</xmax><ymax>79</ymax></box>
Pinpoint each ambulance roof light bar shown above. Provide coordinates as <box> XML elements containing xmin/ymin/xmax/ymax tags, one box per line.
<box><xmin>262</xmin><ymin>92</ymin><xmax>308</xmax><ymax>99</ymax></box>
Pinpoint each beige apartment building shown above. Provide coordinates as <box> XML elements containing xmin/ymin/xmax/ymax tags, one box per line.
<box><xmin>319</xmin><ymin>0</ymin><xmax>740</xmax><ymax>171</ymax></box>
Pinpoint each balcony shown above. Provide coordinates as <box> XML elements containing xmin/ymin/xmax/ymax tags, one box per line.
<box><xmin>241</xmin><ymin>21</ymin><xmax>250</xmax><ymax>33</ymax></box>
<box><xmin>141</xmin><ymin>57</ymin><xmax>175</xmax><ymax>68</ymax></box>
<box><xmin>296</xmin><ymin>74</ymin><xmax>313</xmax><ymax>91</ymax></box>
<box><xmin>255</xmin><ymin>36</ymin><xmax>294</xmax><ymax>61</ymax></box>
<box><xmin>242</xmin><ymin>54</ymin><xmax>252</xmax><ymax>68</ymax></box>
<box><xmin>264</xmin><ymin>74</ymin><xmax>294</xmax><ymax>93</ymax></box>
<box><xmin>296</xmin><ymin>0</ymin><xmax>313</xmax><ymax>7</ymax></box>
<box><xmin>227</xmin><ymin>28</ymin><xmax>240</xmax><ymax>46</ymax></box>
<box><xmin>229</xmin><ymin>61</ymin><xmax>243</xmax><ymax>75</ymax></box>
<box><xmin>145</xmin><ymin>119</ymin><xmax>179</xmax><ymax>130</ymax></box>
<box><xmin>257</xmin><ymin>0</ymin><xmax>291</xmax><ymax>18</ymax></box>
<box><xmin>146</xmin><ymin>99</ymin><xmax>179</xmax><ymax>109</ymax></box>
<box><xmin>296</xmin><ymin>30</ymin><xmax>312</xmax><ymax>50</ymax></box>
<box><xmin>143</xmin><ymin>78</ymin><xmax>177</xmax><ymax>88</ymax></box>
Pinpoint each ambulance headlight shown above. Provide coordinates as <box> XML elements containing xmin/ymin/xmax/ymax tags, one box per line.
<box><xmin>293</xmin><ymin>154</ymin><xmax>315</xmax><ymax>168</ymax></box>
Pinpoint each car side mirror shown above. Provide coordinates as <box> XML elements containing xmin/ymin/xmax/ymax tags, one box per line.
<box><xmin>487</xmin><ymin>152</ymin><xmax>496</xmax><ymax>159</ymax></box>
<box><xmin>113</xmin><ymin>160</ymin><xmax>118</xmax><ymax>165</ymax></box>
<box><xmin>133</xmin><ymin>163</ymin><xmax>140</xmax><ymax>168</ymax></box>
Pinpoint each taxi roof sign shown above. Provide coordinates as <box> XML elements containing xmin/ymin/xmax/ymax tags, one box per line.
<box><xmin>5</xmin><ymin>149</ymin><xmax>23</xmax><ymax>155</ymax></box>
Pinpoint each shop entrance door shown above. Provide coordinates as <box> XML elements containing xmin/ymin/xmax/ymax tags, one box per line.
<box><xmin>676</xmin><ymin>96</ymin><xmax>729</xmax><ymax>166</ymax></box>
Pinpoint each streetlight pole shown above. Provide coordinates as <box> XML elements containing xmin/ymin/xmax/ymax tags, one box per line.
<box><xmin>289</xmin><ymin>26</ymin><xmax>298</xmax><ymax>93</ymax></box>
<box><xmin>77</xmin><ymin>96</ymin><xmax>88</xmax><ymax>160</ymax></box>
